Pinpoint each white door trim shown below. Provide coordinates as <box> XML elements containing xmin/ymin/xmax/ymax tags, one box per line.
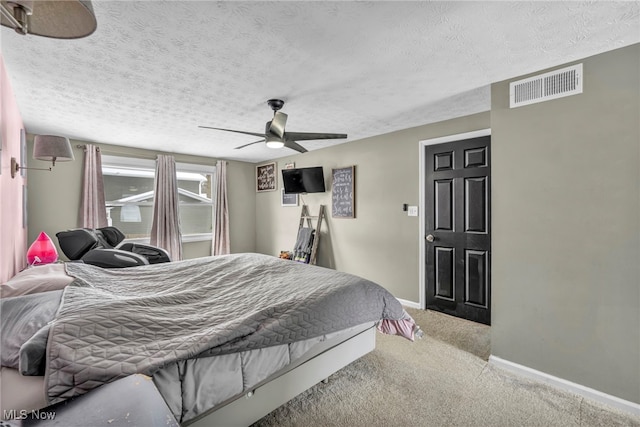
<box><xmin>418</xmin><ymin>129</ymin><xmax>491</xmax><ymax>309</ymax></box>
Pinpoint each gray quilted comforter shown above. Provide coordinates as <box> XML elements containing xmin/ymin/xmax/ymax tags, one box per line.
<box><xmin>46</xmin><ymin>253</ymin><xmax>405</xmax><ymax>404</ymax></box>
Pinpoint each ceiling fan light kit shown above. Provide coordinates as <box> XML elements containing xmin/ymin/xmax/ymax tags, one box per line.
<box><xmin>199</xmin><ymin>99</ymin><xmax>347</xmax><ymax>154</ymax></box>
<box><xmin>265</xmin><ymin>138</ymin><xmax>285</xmax><ymax>149</ymax></box>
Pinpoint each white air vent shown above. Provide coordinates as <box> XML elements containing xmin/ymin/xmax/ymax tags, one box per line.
<box><xmin>510</xmin><ymin>64</ymin><xmax>583</xmax><ymax>108</ymax></box>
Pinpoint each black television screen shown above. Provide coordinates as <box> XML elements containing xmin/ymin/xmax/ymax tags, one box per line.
<box><xmin>282</xmin><ymin>167</ymin><xmax>326</xmax><ymax>194</ymax></box>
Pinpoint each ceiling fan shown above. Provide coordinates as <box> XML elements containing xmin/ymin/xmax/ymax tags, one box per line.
<box><xmin>198</xmin><ymin>99</ymin><xmax>347</xmax><ymax>153</ymax></box>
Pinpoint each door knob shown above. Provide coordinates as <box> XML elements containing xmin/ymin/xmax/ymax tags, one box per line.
<box><xmin>426</xmin><ymin>234</ymin><xmax>435</xmax><ymax>242</ymax></box>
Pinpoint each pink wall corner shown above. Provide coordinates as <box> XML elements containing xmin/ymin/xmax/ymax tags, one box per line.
<box><xmin>0</xmin><ymin>55</ymin><xmax>28</xmax><ymax>283</ymax></box>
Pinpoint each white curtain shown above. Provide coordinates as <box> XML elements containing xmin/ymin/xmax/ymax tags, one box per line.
<box><xmin>212</xmin><ymin>160</ymin><xmax>230</xmax><ymax>255</ymax></box>
<box><xmin>150</xmin><ymin>154</ymin><xmax>182</xmax><ymax>260</ymax></box>
<box><xmin>79</xmin><ymin>144</ymin><xmax>108</xmax><ymax>228</ymax></box>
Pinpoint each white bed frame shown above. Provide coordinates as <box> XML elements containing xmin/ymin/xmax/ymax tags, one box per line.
<box><xmin>0</xmin><ymin>327</ymin><xmax>376</xmax><ymax>427</ymax></box>
<box><xmin>187</xmin><ymin>326</ymin><xmax>376</xmax><ymax>427</ymax></box>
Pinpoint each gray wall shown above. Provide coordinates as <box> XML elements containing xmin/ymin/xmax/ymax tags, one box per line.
<box><xmin>23</xmin><ymin>43</ymin><xmax>639</xmax><ymax>405</ymax></box>
<box><xmin>255</xmin><ymin>112</ymin><xmax>490</xmax><ymax>302</ymax></box>
<box><xmin>491</xmin><ymin>44</ymin><xmax>640</xmax><ymax>403</ymax></box>
<box><xmin>26</xmin><ymin>140</ymin><xmax>257</xmax><ymax>259</ymax></box>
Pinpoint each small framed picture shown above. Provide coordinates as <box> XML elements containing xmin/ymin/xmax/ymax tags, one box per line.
<box><xmin>281</xmin><ymin>188</ymin><xmax>298</xmax><ymax>207</ymax></box>
<box><xmin>256</xmin><ymin>162</ymin><xmax>277</xmax><ymax>192</ymax></box>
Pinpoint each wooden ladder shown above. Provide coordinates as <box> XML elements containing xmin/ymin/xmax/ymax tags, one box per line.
<box><xmin>298</xmin><ymin>205</ymin><xmax>325</xmax><ymax>265</ymax></box>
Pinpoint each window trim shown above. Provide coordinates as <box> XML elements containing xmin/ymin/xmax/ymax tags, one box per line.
<box><xmin>101</xmin><ymin>155</ymin><xmax>216</xmax><ymax>175</ymax></box>
<box><xmin>101</xmin><ymin>155</ymin><xmax>216</xmax><ymax>242</ymax></box>
<box><xmin>123</xmin><ymin>233</ymin><xmax>212</xmax><ymax>244</ymax></box>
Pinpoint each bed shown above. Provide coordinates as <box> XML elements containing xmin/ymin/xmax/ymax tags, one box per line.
<box><xmin>0</xmin><ymin>253</ymin><xmax>418</xmax><ymax>426</ymax></box>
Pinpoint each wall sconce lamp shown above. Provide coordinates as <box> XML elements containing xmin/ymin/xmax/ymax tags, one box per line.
<box><xmin>0</xmin><ymin>0</ymin><xmax>97</xmax><ymax>39</ymax></box>
<box><xmin>11</xmin><ymin>135</ymin><xmax>75</xmax><ymax>178</ymax></box>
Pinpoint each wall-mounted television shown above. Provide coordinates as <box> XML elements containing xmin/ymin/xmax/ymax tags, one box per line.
<box><xmin>282</xmin><ymin>167</ymin><xmax>326</xmax><ymax>194</ymax></box>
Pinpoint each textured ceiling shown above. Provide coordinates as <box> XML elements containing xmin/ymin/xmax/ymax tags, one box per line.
<box><xmin>1</xmin><ymin>1</ymin><xmax>638</xmax><ymax>163</ymax></box>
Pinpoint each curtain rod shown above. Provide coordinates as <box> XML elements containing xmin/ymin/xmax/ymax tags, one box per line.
<box><xmin>76</xmin><ymin>145</ymin><xmax>227</xmax><ymax>165</ymax></box>
<box><xmin>76</xmin><ymin>144</ymin><xmax>157</xmax><ymax>160</ymax></box>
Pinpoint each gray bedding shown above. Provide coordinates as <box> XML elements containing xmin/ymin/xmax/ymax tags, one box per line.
<box><xmin>154</xmin><ymin>323</ymin><xmax>374</xmax><ymax>423</ymax></box>
<box><xmin>0</xmin><ymin>291</ymin><xmax>61</xmax><ymax>374</ymax></box>
<box><xmin>43</xmin><ymin>253</ymin><xmax>405</xmax><ymax>405</ymax></box>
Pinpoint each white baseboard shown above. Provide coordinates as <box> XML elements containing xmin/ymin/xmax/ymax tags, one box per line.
<box><xmin>397</xmin><ymin>298</ymin><xmax>421</xmax><ymax>309</ymax></box>
<box><xmin>489</xmin><ymin>355</ymin><xmax>640</xmax><ymax>417</ymax></box>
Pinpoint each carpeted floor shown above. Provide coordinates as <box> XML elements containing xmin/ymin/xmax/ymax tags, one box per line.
<box><xmin>408</xmin><ymin>308</ymin><xmax>491</xmax><ymax>360</ymax></box>
<box><xmin>253</xmin><ymin>308</ymin><xmax>640</xmax><ymax>427</ymax></box>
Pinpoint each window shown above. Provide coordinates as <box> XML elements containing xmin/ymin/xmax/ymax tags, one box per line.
<box><xmin>102</xmin><ymin>155</ymin><xmax>215</xmax><ymax>242</ymax></box>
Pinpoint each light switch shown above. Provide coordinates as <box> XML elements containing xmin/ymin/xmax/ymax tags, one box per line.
<box><xmin>408</xmin><ymin>206</ymin><xmax>418</xmax><ymax>216</ymax></box>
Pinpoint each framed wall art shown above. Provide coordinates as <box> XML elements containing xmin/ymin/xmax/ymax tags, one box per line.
<box><xmin>256</xmin><ymin>162</ymin><xmax>277</xmax><ymax>192</ymax></box>
<box><xmin>281</xmin><ymin>188</ymin><xmax>298</xmax><ymax>207</ymax></box>
<box><xmin>331</xmin><ymin>165</ymin><xmax>355</xmax><ymax>218</ymax></box>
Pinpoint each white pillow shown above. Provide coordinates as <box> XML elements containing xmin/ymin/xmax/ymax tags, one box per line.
<box><xmin>0</xmin><ymin>264</ymin><xmax>73</xmax><ymax>298</ymax></box>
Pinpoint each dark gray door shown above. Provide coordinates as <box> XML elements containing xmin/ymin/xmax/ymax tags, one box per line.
<box><xmin>425</xmin><ymin>136</ymin><xmax>491</xmax><ymax>325</ymax></box>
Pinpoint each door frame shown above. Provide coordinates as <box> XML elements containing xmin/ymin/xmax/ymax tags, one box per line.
<box><xmin>418</xmin><ymin>128</ymin><xmax>491</xmax><ymax>310</ymax></box>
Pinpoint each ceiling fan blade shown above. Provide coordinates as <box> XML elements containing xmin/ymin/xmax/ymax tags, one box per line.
<box><xmin>269</xmin><ymin>111</ymin><xmax>288</xmax><ymax>138</ymax></box>
<box><xmin>284</xmin><ymin>140</ymin><xmax>308</xmax><ymax>153</ymax></box>
<box><xmin>198</xmin><ymin>126</ymin><xmax>265</xmax><ymax>139</ymax></box>
<box><xmin>235</xmin><ymin>139</ymin><xmax>265</xmax><ymax>150</ymax></box>
<box><xmin>284</xmin><ymin>132</ymin><xmax>347</xmax><ymax>141</ymax></box>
